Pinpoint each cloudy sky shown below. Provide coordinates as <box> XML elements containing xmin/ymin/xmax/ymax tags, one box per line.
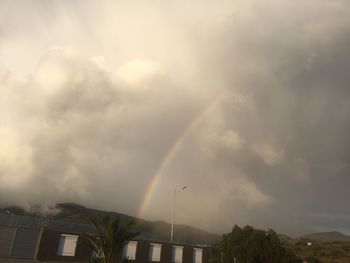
<box><xmin>1</xmin><ymin>0</ymin><xmax>350</xmax><ymax>237</ymax></box>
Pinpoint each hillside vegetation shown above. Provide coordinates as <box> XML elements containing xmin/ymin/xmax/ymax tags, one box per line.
<box><xmin>282</xmin><ymin>232</ymin><xmax>350</xmax><ymax>263</ymax></box>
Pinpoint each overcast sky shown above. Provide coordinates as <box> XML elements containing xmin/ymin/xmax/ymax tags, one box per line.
<box><xmin>1</xmin><ymin>0</ymin><xmax>350</xmax><ymax>237</ymax></box>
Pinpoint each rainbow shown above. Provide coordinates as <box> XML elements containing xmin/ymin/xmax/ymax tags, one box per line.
<box><xmin>137</xmin><ymin>94</ymin><xmax>222</xmax><ymax>218</ymax></box>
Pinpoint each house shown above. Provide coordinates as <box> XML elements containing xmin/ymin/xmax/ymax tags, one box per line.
<box><xmin>0</xmin><ymin>214</ymin><xmax>209</xmax><ymax>263</ymax></box>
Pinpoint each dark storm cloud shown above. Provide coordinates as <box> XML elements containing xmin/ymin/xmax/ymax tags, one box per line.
<box><xmin>1</xmin><ymin>0</ymin><xmax>350</xmax><ymax>236</ymax></box>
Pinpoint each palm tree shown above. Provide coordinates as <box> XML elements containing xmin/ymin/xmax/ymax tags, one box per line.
<box><xmin>84</xmin><ymin>216</ymin><xmax>139</xmax><ymax>263</ymax></box>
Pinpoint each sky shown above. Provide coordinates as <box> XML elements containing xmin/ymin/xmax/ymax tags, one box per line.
<box><xmin>1</xmin><ymin>0</ymin><xmax>350</xmax><ymax>237</ymax></box>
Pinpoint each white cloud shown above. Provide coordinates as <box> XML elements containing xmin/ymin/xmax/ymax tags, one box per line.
<box><xmin>117</xmin><ymin>59</ymin><xmax>162</xmax><ymax>87</ymax></box>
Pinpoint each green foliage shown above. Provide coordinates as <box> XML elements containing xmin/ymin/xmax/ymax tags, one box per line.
<box><xmin>210</xmin><ymin>225</ymin><xmax>302</xmax><ymax>263</ymax></box>
<box><xmin>84</xmin><ymin>216</ymin><xmax>139</xmax><ymax>263</ymax></box>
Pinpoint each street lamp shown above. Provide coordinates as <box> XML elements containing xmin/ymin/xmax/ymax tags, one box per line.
<box><xmin>170</xmin><ymin>185</ymin><xmax>187</xmax><ymax>242</ymax></box>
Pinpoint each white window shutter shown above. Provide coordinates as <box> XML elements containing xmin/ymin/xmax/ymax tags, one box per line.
<box><xmin>193</xmin><ymin>248</ymin><xmax>203</xmax><ymax>263</ymax></box>
<box><xmin>57</xmin><ymin>234</ymin><xmax>78</xmax><ymax>256</ymax></box>
<box><xmin>172</xmin><ymin>246</ymin><xmax>183</xmax><ymax>263</ymax></box>
<box><xmin>122</xmin><ymin>241</ymin><xmax>138</xmax><ymax>260</ymax></box>
<box><xmin>149</xmin><ymin>243</ymin><xmax>162</xmax><ymax>262</ymax></box>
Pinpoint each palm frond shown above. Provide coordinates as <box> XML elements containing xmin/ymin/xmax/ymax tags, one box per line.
<box><xmin>84</xmin><ymin>216</ymin><xmax>140</xmax><ymax>263</ymax></box>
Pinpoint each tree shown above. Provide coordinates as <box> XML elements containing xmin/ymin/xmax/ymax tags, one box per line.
<box><xmin>84</xmin><ymin>216</ymin><xmax>139</xmax><ymax>263</ymax></box>
<box><xmin>210</xmin><ymin>225</ymin><xmax>302</xmax><ymax>263</ymax></box>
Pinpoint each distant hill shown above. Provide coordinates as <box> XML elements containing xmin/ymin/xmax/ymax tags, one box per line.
<box><xmin>300</xmin><ymin>231</ymin><xmax>350</xmax><ymax>242</ymax></box>
<box><xmin>278</xmin><ymin>234</ymin><xmax>296</xmax><ymax>243</ymax></box>
<box><xmin>0</xmin><ymin>203</ymin><xmax>219</xmax><ymax>245</ymax></box>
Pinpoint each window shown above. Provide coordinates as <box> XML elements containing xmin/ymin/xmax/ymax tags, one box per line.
<box><xmin>122</xmin><ymin>241</ymin><xmax>138</xmax><ymax>260</ymax></box>
<box><xmin>172</xmin><ymin>246</ymin><xmax>183</xmax><ymax>263</ymax></box>
<box><xmin>10</xmin><ymin>228</ymin><xmax>40</xmax><ymax>258</ymax></box>
<box><xmin>193</xmin><ymin>248</ymin><xmax>203</xmax><ymax>263</ymax></box>
<box><xmin>57</xmin><ymin>234</ymin><xmax>78</xmax><ymax>256</ymax></box>
<box><xmin>149</xmin><ymin>243</ymin><xmax>162</xmax><ymax>262</ymax></box>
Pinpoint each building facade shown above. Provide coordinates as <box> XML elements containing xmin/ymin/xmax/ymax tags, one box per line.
<box><xmin>0</xmin><ymin>214</ymin><xmax>209</xmax><ymax>263</ymax></box>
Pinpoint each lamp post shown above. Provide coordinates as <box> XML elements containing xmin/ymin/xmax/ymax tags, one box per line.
<box><xmin>170</xmin><ymin>185</ymin><xmax>187</xmax><ymax>242</ymax></box>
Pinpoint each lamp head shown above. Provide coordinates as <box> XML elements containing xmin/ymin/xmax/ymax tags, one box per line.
<box><xmin>175</xmin><ymin>185</ymin><xmax>188</xmax><ymax>192</ymax></box>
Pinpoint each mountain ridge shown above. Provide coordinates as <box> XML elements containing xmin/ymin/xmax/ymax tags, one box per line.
<box><xmin>300</xmin><ymin>231</ymin><xmax>350</xmax><ymax>242</ymax></box>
